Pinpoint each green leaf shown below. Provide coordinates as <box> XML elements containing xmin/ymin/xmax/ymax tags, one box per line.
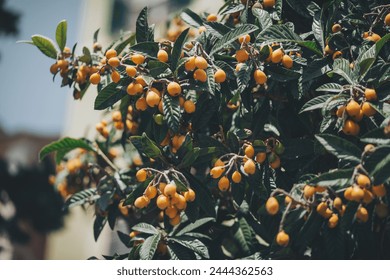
<box><xmin>300</xmin><ymin>94</ymin><xmax>334</xmax><ymax>113</ymax></box>
<box><xmin>94</xmin><ymin>81</ymin><xmax>126</xmax><ymax>110</ymax></box>
<box><xmin>139</xmin><ymin>233</ymin><xmax>161</xmax><ymax>260</ymax></box>
<box><xmin>204</xmin><ymin>22</ymin><xmax>232</xmax><ymax>38</ymax></box>
<box><xmin>55</xmin><ymin>20</ymin><xmax>67</xmax><ymax>52</ymax></box>
<box><xmin>171</xmin><ymin>28</ymin><xmax>189</xmax><ymax>72</ymax></box>
<box><xmin>139</xmin><ymin>132</ymin><xmax>162</xmax><ymax>158</ymax></box>
<box><xmin>236</xmin><ymin>63</ymin><xmax>252</xmax><ymax>92</ymax></box>
<box><xmin>221</xmin><ymin>4</ymin><xmax>245</xmax><ymax>15</ymax></box>
<box><xmin>233</xmin><ymin>218</ymin><xmax>253</xmax><ymax>255</ymax></box>
<box><xmin>132</xmin><ymin>223</ymin><xmax>159</xmax><ymax>235</ymax></box>
<box><xmin>308</xmin><ymin>168</ymin><xmax>353</xmax><ymax>188</ymax></box>
<box><xmin>64</xmin><ymin>189</ymin><xmax>99</xmax><ymax>209</ymax></box>
<box><xmin>267</xmin><ymin>65</ymin><xmax>301</xmax><ymax>82</ymax></box>
<box><xmin>124</xmin><ymin>178</ymin><xmax>153</xmax><ymax>206</ymax></box>
<box><xmin>39</xmin><ymin>137</ymin><xmax>94</xmax><ymax>164</ymax></box>
<box><xmin>93</xmin><ymin>28</ymin><xmax>100</xmax><ymax>43</ymax></box>
<box><xmin>79</xmin><ymin>46</ymin><xmax>92</xmax><ymax>63</ymax></box>
<box><xmin>364</xmin><ymin>146</ymin><xmax>390</xmax><ymax>185</ymax></box>
<box><xmin>170</xmin><ymin>237</ymin><xmax>209</xmax><ymax>259</ymax></box>
<box><xmin>136</xmin><ymin>7</ymin><xmax>151</xmax><ymax>43</ymax></box>
<box><xmin>206</xmin><ymin>67</ymin><xmax>216</xmax><ymax>95</ymax></box>
<box><xmin>357</xmin><ymin>34</ymin><xmax>390</xmax><ymax>79</ymax></box>
<box><xmin>285</xmin><ymin>0</ymin><xmax>313</xmax><ymax>18</ymax></box>
<box><xmin>163</xmin><ymin>94</ymin><xmax>181</xmax><ymax>133</ymax></box>
<box><xmin>178</xmin><ymin>148</ymin><xmax>200</xmax><ymax>169</ymax></box>
<box><xmin>167</xmin><ymin>242</ymin><xmax>195</xmax><ymax>260</ymax></box>
<box><xmin>176</xmin><ymin>217</ymin><xmax>215</xmax><ymax>236</ymax></box>
<box><xmin>210</xmin><ymin>24</ymin><xmax>259</xmax><ymax>55</ymax></box>
<box><xmin>315</xmin><ymin>134</ymin><xmax>361</xmax><ymax>164</ymax></box>
<box><xmin>181</xmin><ymin>8</ymin><xmax>203</xmax><ymax>28</ymax></box>
<box><xmin>31</xmin><ymin>35</ymin><xmax>58</xmax><ymax>59</ymax></box>
<box><xmin>312</xmin><ymin>12</ymin><xmax>324</xmax><ymax>50</ymax></box>
<box><xmin>316</xmin><ymin>83</ymin><xmax>343</xmax><ymax>93</ymax></box>
<box><xmin>252</xmin><ymin>7</ymin><xmax>272</xmax><ymax>31</ymax></box>
<box><xmin>114</xmin><ymin>32</ymin><xmax>136</xmax><ymax>54</ymax></box>
<box><xmin>93</xmin><ymin>215</ymin><xmax>107</xmax><ymax>241</ymax></box>
<box><xmin>131</xmin><ymin>42</ymin><xmax>159</xmax><ymax>58</ymax></box>
<box><xmin>332</xmin><ymin>58</ymin><xmax>355</xmax><ymax>84</ymax></box>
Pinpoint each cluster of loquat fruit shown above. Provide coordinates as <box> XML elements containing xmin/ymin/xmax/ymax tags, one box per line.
<box><xmin>210</xmin><ymin>139</ymin><xmax>285</xmax><ymax>192</ymax></box>
<box><xmin>130</xmin><ymin>168</ymin><xmax>196</xmax><ymax>226</ymax></box>
<box><xmin>336</xmin><ymin>88</ymin><xmax>378</xmax><ymax>136</ymax></box>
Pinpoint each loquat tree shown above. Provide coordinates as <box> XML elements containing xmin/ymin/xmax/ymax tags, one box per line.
<box><xmin>24</xmin><ymin>0</ymin><xmax>390</xmax><ymax>259</ymax></box>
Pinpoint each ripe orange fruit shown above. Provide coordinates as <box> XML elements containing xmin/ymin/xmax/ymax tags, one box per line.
<box><xmin>170</xmin><ymin>214</ymin><xmax>181</xmax><ymax>226</ymax></box>
<box><xmin>271</xmin><ymin>48</ymin><xmax>284</xmax><ymax>63</ymax></box>
<box><xmin>266</xmin><ymin>197</ymin><xmax>279</xmax><ymax>215</ymax></box>
<box><xmin>129</xmin><ymin>231</ymin><xmax>139</xmax><ymax>238</ymax></box>
<box><xmin>136</xmin><ymin>168</ymin><xmax>147</xmax><ymax>182</ymax></box>
<box><xmin>324</xmin><ymin>45</ymin><xmax>334</xmax><ymax>55</ymax></box>
<box><xmin>165</xmin><ymin>205</ymin><xmax>178</xmax><ymax>218</ymax></box>
<box><xmin>105</xmin><ymin>49</ymin><xmax>117</xmax><ymax>59</ymax></box>
<box><xmin>174</xmin><ymin>194</ymin><xmax>187</xmax><ymax>210</ymax></box>
<box><xmin>263</xmin><ymin>0</ymin><xmax>276</xmax><ymax>9</ymax></box>
<box><xmin>364</xmin><ymin>144</ymin><xmax>375</xmax><ymax>153</ymax></box>
<box><xmin>285</xmin><ymin>196</ymin><xmax>292</xmax><ymax>205</ymax></box>
<box><xmin>164</xmin><ymin>184</ymin><xmax>177</xmax><ymax>197</ymax></box>
<box><xmin>146</xmin><ymin>90</ymin><xmax>161</xmax><ymax>107</ymax></box>
<box><xmin>364</xmin><ymin>88</ymin><xmax>377</xmax><ymax>101</ymax></box>
<box><xmin>167</xmin><ymin>82</ymin><xmax>182</xmax><ymax>96</ymax></box>
<box><xmin>332</xmin><ymin>51</ymin><xmax>342</xmax><ymax>60</ymax></box>
<box><xmin>185</xmin><ymin>57</ymin><xmax>196</xmax><ymax>71</ymax></box>
<box><xmin>127</xmin><ymin>83</ymin><xmax>139</xmax><ymax>95</ymax></box>
<box><xmin>239</xmin><ymin>34</ymin><xmax>251</xmax><ymax>44</ymax></box>
<box><xmin>50</xmin><ymin>63</ymin><xmax>59</xmax><ymax>74</ymax></box>
<box><xmin>336</xmin><ymin>105</ymin><xmax>345</xmax><ymax>118</ymax></box>
<box><xmin>345</xmin><ymin>100</ymin><xmax>360</xmax><ymax>118</ymax></box>
<box><xmin>245</xmin><ymin>145</ymin><xmax>255</xmax><ymax>158</ymax></box>
<box><xmin>342</xmin><ymin>119</ymin><xmax>360</xmax><ymax>136</ymax></box>
<box><xmin>198</xmin><ymin>26</ymin><xmax>207</xmax><ymax>34</ymax></box>
<box><xmin>126</xmin><ymin>66</ymin><xmax>137</xmax><ymax>77</ymax></box>
<box><xmin>243</xmin><ymin>159</ymin><xmax>256</xmax><ymax>175</ymax></box>
<box><xmin>351</xmin><ymin>186</ymin><xmax>364</xmax><ymax>201</ymax></box>
<box><xmin>145</xmin><ymin>185</ymin><xmax>158</xmax><ymax>199</ymax></box>
<box><xmin>328</xmin><ymin>213</ymin><xmax>339</xmax><ymax>228</ymax></box>
<box><xmin>195</xmin><ymin>56</ymin><xmax>208</xmax><ymax>69</ymax></box>
<box><xmin>232</xmin><ymin>171</ymin><xmax>242</xmax><ymax>183</ymax></box>
<box><xmin>304</xmin><ymin>185</ymin><xmax>316</xmax><ymax>199</ymax></box>
<box><xmin>157</xmin><ymin>49</ymin><xmax>169</xmax><ymax>63</ymax></box>
<box><xmin>361</xmin><ymin>102</ymin><xmax>376</xmax><ymax>117</ymax></box>
<box><xmin>90</xmin><ymin>72</ymin><xmax>101</xmax><ymax>85</ymax></box>
<box><xmin>112</xmin><ymin>111</ymin><xmax>122</xmax><ymax>122</ymax></box>
<box><xmin>131</xmin><ymin>54</ymin><xmax>146</xmax><ymax>65</ymax></box>
<box><xmin>184</xmin><ymin>189</ymin><xmax>196</xmax><ymax>202</ymax></box>
<box><xmin>207</xmin><ymin>14</ymin><xmax>218</xmax><ymax>22</ymax></box>
<box><xmin>351</xmin><ymin>109</ymin><xmax>363</xmax><ymax>122</ymax></box>
<box><xmin>108</xmin><ymin>57</ymin><xmax>120</xmax><ymax>68</ymax></box>
<box><xmin>218</xmin><ymin>176</ymin><xmax>230</xmax><ymax>191</ymax></box>
<box><xmin>317</xmin><ymin>202</ymin><xmax>328</xmax><ymax>215</ymax></box>
<box><xmin>282</xmin><ymin>55</ymin><xmax>293</xmax><ymax>68</ymax></box>
<box><xmin>214</xmin><ymin>159</ymin><xmax>225</xmax><ymax>167</ymax></box>
<box><xmin>332</xmin><ymin>23</ymin><xmax>342</xmax><ymax>33</ymax></box>
<box><xmin>356</xmin><ymin>207</ymin><xmax>369</xmax><ymax>223</ymax></box>
<box><xmin>236</xmin><ymin>49</ymin><xmax>249</xmax><ymax>62</ymax></box>
<box><xmin>134</xmin><ymin>195</ymin><xmax>150</xmax><ymax>209</ymax></box>
<box><xmin>135</xmin><ymin>97</ymin><xmax>148</xmax><ymax>111</ymax></box>
<box><xmin>111</xmin><ymin>70</ymin><xmax>121</xmax><ymax>83</ymax></box>
<box><xmin>333</xmin><ymin>197</ymin><xmax>343</xmax><ymax>210</ymax></box>
<box><xmin>276</xmin><ymin>230</ymin><xmax>289</xmax><ymax>247</ymax></box>
<box><xmin>193</xmin><ymin>69</ymin><xmax>207</xmax><ymax>82</ymax></box>
<box><xmin>385</xmin><ymin>13</ymin><xmax>390</xmax><ymax>26</ymax></box>
<box><xmin>255</xmin><ymin>152</ymin><xmax>266</xmax><ymax>164</ymax></box>
<box><xmin>367</xmin><ymin>33</ymin><xmax>381</xmax><ymax>42</ymax></box>
<box><xmin>362</xmin><ymin>189</ymin><xmax>374</xmax><ymax>204</ymax></box>
<box><xmin>344</xmin><ymin>186</ymin><xmax>353</xmax><ymax>201</ymax></box>
<box><xmin>375</xmin><ymin>203</ymin><xmax>389</xmax><ymax>218</ymax></box>
<box><xmin>184</xmin><ymin>100</ymin><xmax>196</xmax><ymax>113</ymax></box>
<box><xmin>254</xmin><ymin>69</ymin><xmax>267</xmax><ymax>85</ymax></box>
<box><xmin>372</xmin><ymin>184</ymin><xmax>386</xmax><ymax>197</ymax></box>
<box><xmin>156</xmin><ymin>194</ymin><xmax>170</xmax><ymax>209</ymax></box>
<box><xmin>356</xmin><ymin>174</ymin><xmax>371</xmax><ymax>188</ymax></box>
<box><xmin>210</xmin><ymin>166</ymin><xmax>225</xmax><ymax>179</ymax></box>
<box><xmin>214</xmin><ymin>69</ymin><xmax>226</xmax><ymax>83</ymax></box>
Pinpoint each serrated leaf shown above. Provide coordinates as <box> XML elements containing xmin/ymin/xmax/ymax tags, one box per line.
<box><xmin>176</xmin><ymin>217</ymin><xmax>215</xmax><ymax>236</ymax></box>
<box><xmin>308</xmin><ymin>168</ymin><xmax>353</xmax><ymax>188</ymax></box>
<box><xmin>252</xmin><ymin>7</ymin><xmax>272</xmax><ymax>30</ymax></box>
<box><xmin>204</xmin><ymin>22</ymin><xmax>232</xmax><ymax>38</ymax></box>
<box><xmin>171</xmin><ymin>28</ymin><xmax>189</xmax><ymax>72</ymax></box>
<box><xmin>316</xmin><ymin>83</ymin><xmax>343</xmax><ymax>93</ymax></box>
<box><xmin>163</xmin><ymin>94</ymin><xmax>181</xmax><ymax>133</ymax></box>
<box><xmin>132</xmin><ymin>223</ymin><xmax>159</xmax><ymax>235</ymax></box>
<box><xmin>167</xmin><ymin>242</ymin><xmax>195</xmax><ymax>260</ymax></box>
<box><xmin>139</xmin><ymin>233</ymin><xmax>161</xmax><ymax>260</ymax></box>
<box><xmin>136</xmin><ymin>7</ymin><xmax>151</xmax><ymax>43</ymax></box>
<box><xmin>130</xmin><ymin>41</ymin><xmax>159</xmax><ymax>57</ymax></box>
<box><xmin>115</xmin><ymin>32</ymin><xmax>136</xmax><ymax>54</ymax></box>
<box><xmin>312</xmin><ymin>12</ymin><xmax>324</xmax><ymax>50</ymax></box>
<box><xmin>170</xmin><ymin>237</ymin><xmax>209</xmax><ymax>259</ymax></box>
<box><xmin>332</xmin><ymin>58</ymin><xmax>355</xmax><ymax>84</ymax></box>
<box><xmin>31</xmin><ymin>35</ymin><xmax>58</xmax><ymax>59</ymax></box>
<box><xmin>64</xmin><ymin>189</ymin><xmax>99</xmax><ymax>209</ymax></box>
<box><xmin>221</xmin><ymin>4</ymin><xmax>245</xmax><ymax>15</ymax></box>
<box><xmin>94</xmin><ymin>81</ymin><xmax>126</xmax><ymax>110</ymax></box>
<box><xmin>233</xmin><ymin>218</ymin><xmax>253</xmax><ymax>255</ymax></box>
<box><xmin>236</xmin><ymin>64</ymin><xmax>252</xmax><ymax>91</ymax></box>
<box><xmin>300</xmin><ymin>94</ymin><xmax>334</xmax><ymax>113</ymax></box>
<box><xmin>206</xmin><ymin>67</ymin><xmax>216</xmax><ymax>95</ymax></box>
<box><xmin>140</xmin><ymin>132</ymin><xmax>162</xmax><ymax>158</ymax></box>
<box><xmin>39</xmin><ymin>137</ymin><xmax>94</xmax><ymax>164</ymax></box>
<box><xmin>181</xmin><ymin>8</ymin><xmax>203</xmax><ymax>28</ymax></box>
<box><xmin>315</xmin><ymin>134</ymin><xmax>361</xmax><ymax>164</ymax></box>
<box><xmin>55</xmin><ymin>20</ymin><xmax>67</xmax><ymax>52</ymax></box>
<box><xmin>210</xmin><ymin>24</ymin><xmax>259</xmax><ymax>55</ymax></box>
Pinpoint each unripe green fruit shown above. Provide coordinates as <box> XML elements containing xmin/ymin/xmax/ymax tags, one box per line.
<box><xmin>154</xmin><ymin>114</ymin><xmax>164</xmax><ymax>125</ymax></box>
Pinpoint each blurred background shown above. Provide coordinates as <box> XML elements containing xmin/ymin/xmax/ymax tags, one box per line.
<box><xmin>0</xmin><ymin>0</ymin><xmax>222</xmax><ymax>259</ymax></box>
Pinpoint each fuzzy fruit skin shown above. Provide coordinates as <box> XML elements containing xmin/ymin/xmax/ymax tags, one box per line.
<box><xmin>276</xmin><ymin>230</ymin><xmax>289</xmax><ymax>247</ymax></box>
<box><xmin>266</xmin><ymin>197</ymin><xmax>279</xmax><ymax>215</ymax></box>
<box><xmin>254</xmin><ymin>69</ymin><xmax>267</xmax><ymax>85</ymax></box>
<box><xmin>167</xmin><ymin>82</ymin><xmax>182</xmax><ymax>96</ymax></box>
<box><xmin>214</xmin><ymin>69</ymin><xmax>226</xmax><ymax>83</ymax></box>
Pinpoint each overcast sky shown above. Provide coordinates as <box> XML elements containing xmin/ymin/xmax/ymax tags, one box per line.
<box><xmin>0</xmin><ymin>0</ymin><xmax>81</xmax><ymax>136</ymax></box>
